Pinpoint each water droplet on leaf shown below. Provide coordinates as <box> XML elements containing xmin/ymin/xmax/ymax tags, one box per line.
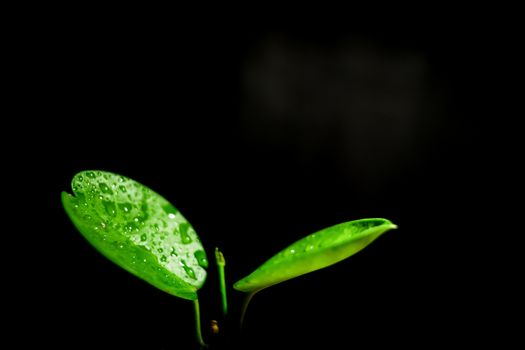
<box><xmin>99</xmin><ymin>182</ymin><xmax>113</xmax><ymax>195</ymax></box>
<box><xmin>124</xmin><ymin>222</ymin><xmax>138</xmax><ymax>233</ymax></box>
<box><xmin>162</xmin><ymin>204</ymin><xmax>178</xmax><ymax>217</ymax></box>
<box><xmin>119</xmin><ymin>203</ymin><xmax>132</xmax><ymax>213</ymax></box>
<box><xmin>178</xmin><ymin>223</ymin><xmax>193</xmax><ymax>244</ymax></box>
<box><xmin>194</xmin><ymin>250</ymin><xmax>208</xmax><ymax>268</ymax></box>
<box><xmin>102</xmin><ymin>201</ymin><xmax>117</xmax><ymax>217</ymax></box>
<box><xmin>181</xmin><ymin>260</ymin><xmax>197</xmax><ymax>280</ymax></box>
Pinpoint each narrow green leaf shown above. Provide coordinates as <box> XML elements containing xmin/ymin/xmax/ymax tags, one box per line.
<box><xmin>234</xmin><ymin>218</ymin><xmax>397</xmax><ymax>293</ymax></box>
<box><xmin>62</xmin><ymin>170</ymin><xmax>208</xmax><ymax>300</ymax></box>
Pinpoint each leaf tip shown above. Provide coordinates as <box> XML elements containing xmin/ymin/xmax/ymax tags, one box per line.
<box><xmin>232</xmin><ymin>280</ymin><xmax>245</xmax><ymax>292</ymax></box>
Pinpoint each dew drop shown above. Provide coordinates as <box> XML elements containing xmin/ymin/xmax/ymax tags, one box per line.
<box><xmin>178</xmin><ymin>223</ymin><xmax>193</xmax><ymax>244</ymax></box>
<box><xmin>78</xmin><ymin>175</ymin><xmax>84</xmax><ymax>182</ymax></box>
<box><xmin>158</xmin><ymin>248</ymin><xmax>164</xmax><ymax>253</ymax></box>
<box><xmin>160</xmin><ymin>255</ymin><xmax>167</xmax><ymax>262</ymax></box>
<box><xmin>140</xmin><ymin>233</ymin><xmax>147</xmax><ymax>241</ymax></box>
<box><xmin>119</xmin><ymin>185</ymin><xmax>127</xmax><ymax>193</ymax></box>
<box><xmin>99</xmin><ymin>182</ymin><xmax>113</xmax><ymax>195</ymax></box>
<box><xmin>119</xmin><ymin>203</ymin><xmax>132</xmax><ymax>213</ymax></box>
<box><xmin>162</xmin><ymin>204</ymin><xmax>178</xmax><ymax>217</ymax></box>
<box><xmin>118</xmin><ymin>176</ymin><xmax>125</xmax><ymax>183</ymax></box>
<box><xmin>305</xmin><ymin>244</ymin><xmax>314</xmax><ymax>252</ymax></box>
<box><xmin>102</xmin><ymin>201</ymin><xmax>117</xmax><ymax>217</ymax></box>
<box><xmin>124</xmin><ymin>222</ymin><xmax>138</xmax><ymax>233</ymax></box>
<box><xmin>290</xmin><ymin>249</ymin><xmax>296</xmax><ymax>254</ymax></box>
<box><xmin>140</xmin><ymin>202</ymin><xmax>149</xmax><ymax>216</ymax></box>
<box><xmin>194</xmin><ymin>250</ymin><xmax>208</xmax><ymax>268</ymax></box>
<box><xmin>86</xmin><ymin>171</ymin><xmax>96</xmax><ymax>178</ymax></box>
<box><xmin>181</xmin><ymin>260</ymin><xmax>197</xmax><ymax>280</ymax></box>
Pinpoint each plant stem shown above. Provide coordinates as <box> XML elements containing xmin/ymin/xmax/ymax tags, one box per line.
<box><xmin>215</xmin><ymin>247</ymin><xmax>228</xmax><ymax>316</ymax></box>
<box><xmin>239</xmin><ymin>291</ymin><xmax>257</xmax><ymax>329</ymax></box>
<box><xmin>193</xmin><ymin>298</ymin><xmax>207</xmax><ymax>348</ymax></box>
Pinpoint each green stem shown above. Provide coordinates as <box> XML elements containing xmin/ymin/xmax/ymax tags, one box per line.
<box><xmin>239</xmin><ymin>291</ymin><xmax>257</xmax><ymax>329</ymax></box>
<box><xmin>193</xmin><ymin>298</ymin><xmax>207</xmax><ymax>348</ymax></box>
<box><xmin>215</xmin><ymin>247</ymin><xmax>228</xmax><ymax>316</ymax></box>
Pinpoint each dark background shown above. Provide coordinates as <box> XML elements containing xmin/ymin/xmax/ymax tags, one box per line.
<box><xmin>14</xmin><ymin>19</ymin><xmax>509</xmax><ymax>349</ymax></box>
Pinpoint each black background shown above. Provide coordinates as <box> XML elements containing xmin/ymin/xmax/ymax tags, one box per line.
<box><xmin>12</xmin><ymin>16</ymin><xmax>510</xmax><ymax>350</ymax></box>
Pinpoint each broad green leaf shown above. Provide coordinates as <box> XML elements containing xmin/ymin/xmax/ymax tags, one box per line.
<box><xmin>62</xmin><ymin>170</ymin><xmax>208</xmax><ymax>300</ymax></box>
<box><xmin>234</xmin><ymin>218</ymin><xmax>397</xmax><ymax>293</ymax></box>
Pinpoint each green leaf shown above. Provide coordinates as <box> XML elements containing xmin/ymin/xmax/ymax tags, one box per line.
<box><xmin>234</xmin><ymin>218</ymin><xmax>397</xmax><ymax>293</ymax></box>
<box><xmin>62</xmin><ymin>170</ymin><xmax>208</xmax><ymax>300</ymax></box>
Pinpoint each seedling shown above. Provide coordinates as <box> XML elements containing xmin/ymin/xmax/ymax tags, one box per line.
<box><xmin>62</xmin><ymin>170</ymin><xmax>397</xmax><ymax>348</ymax></box>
